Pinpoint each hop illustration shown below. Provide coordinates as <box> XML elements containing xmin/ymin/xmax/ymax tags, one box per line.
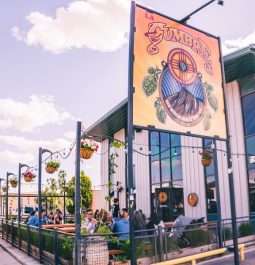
<box><xmin>203</xmin><ymin>111</ymin><xmax>212</xmax><ymax>130</ymax></box>
<box><xmin>142</xmin><ymin>67</ymin><xmax>161</xmax><ymax>96</ymax></box>
<box><xmin>204</xmin><ymin>82</ymin><xmax>218</xmax><ymax>112</ymax></box>
<box><xmin>154</xmin><ymin>98</ymin><xmax>166</xmax><ymax>123</ymax></box>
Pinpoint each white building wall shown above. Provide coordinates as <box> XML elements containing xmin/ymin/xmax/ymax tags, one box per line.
<box><xmin>181</xmin><ymin>135</ymin><xmax>207</xmax><ymax>219</ymax></box>
<box><xmin>133</xmin><ymin>130</ymin><xmax>151</xmax><ymax>218</ymax></box>
<box><xmin>225</xmin><ymin>81</ymin><xmax>249</xmax><ymax>218</ymax></box>
<box><xmin>114</xmin><ymin>129</ymin><xmax>127</xmax><ymax>209</ymax></box>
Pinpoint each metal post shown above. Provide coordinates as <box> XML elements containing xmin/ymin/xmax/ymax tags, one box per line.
<box><xmin>6</xmin><ymin>173</ymin><xmax>9</xmax><ymax>222</ymax></box>
<box><xmin>27</xmin><ymin>223</ymin><xmax>30</xmax><ymax>255</ymax></box>
<box><xmin>38</xmin><ymin>147</ymin><xmax>43</xmax><ymax>262</ymax></box>
<box><xmin>63</xmin><ymin>179</ymin><xmax>66</xmax><ymax>223</ymax></box>
<box><xmin>127</xmin><ymin>2</ymin><xmax>136</xmax><ymax>264</ymax></box>
<box><xmin>18</xmin><ymin>163</ymin><xmax>21</xmax><ymax>249</ymax></box>
<box><xmin>212</xmin><ymin>140</ymin><xmax>223</xmax><ymax>248</ymax></box>
<box><xmin>0</xmin><ymin>178</ymin><xmax>4</xmax><ymax>216</ymax></box>
<box><xmin>219</xmin><ymin>37</ymin><xmax>239</xmax><ymax>265</ymax></box>
<box><xmin>179</xmin><ymin>0</ymin><xmax>216</xmax><ymax>23</ymax></box>
<box><xmin>75</xmin><ymin>121</ymin><xmax>81</xmax><ymax>265</ymax></box>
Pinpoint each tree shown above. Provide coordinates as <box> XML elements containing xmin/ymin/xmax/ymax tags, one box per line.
<box><xmin>66</xmin><ymin>171</ymin><xmax>93</xmax><ymax>214</ymax></box>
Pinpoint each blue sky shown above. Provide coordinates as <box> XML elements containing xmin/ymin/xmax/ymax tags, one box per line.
<box><xmin>0</xmin><ymin>0</ymin><xmax>254</xmax><ymax>191</ymax></box>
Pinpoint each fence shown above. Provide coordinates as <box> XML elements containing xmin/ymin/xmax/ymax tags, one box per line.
<box><xmin>1</xmin><ymin>216</ymin><xmax>255</xmax><ymax>264</ymax></box>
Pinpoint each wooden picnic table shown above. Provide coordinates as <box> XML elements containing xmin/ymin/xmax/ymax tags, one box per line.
<box><xmin>42</xmin><ymin>223</ymin><xmax>75</xmax><ymax>229</ymax></box>
<box><xmin>57</xmin><ymin>227</ymin><xmax>75</xmax><ymax>233</ymax></box>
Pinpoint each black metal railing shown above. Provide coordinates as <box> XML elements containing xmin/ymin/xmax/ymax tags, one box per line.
<box><xmin>0</xmin><ymin>216</ymin><xmax>255</xmax><ymax>264</ymax></box>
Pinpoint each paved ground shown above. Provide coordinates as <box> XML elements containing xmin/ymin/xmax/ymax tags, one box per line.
<box><xmin>0</xmin><ymin>246</ymin><xmax>21</xmax><ymax>265</ymax></box>
<box><xmin>199</xmin><ymin>247</ymin><xmax>255</xmax><ymax>265</ymax></box>
<box><xmin>0</xmin><ymin>238</ymin><xmax>40</xmax><ymax>265</ymax></box>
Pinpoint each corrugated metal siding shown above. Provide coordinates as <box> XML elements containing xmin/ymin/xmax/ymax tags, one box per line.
<box><xmin>134</xmin><ymin>130</ymin><xmax>151</xmax><ymax>218</ymax></box>
<box><xmin>100</xmin><ymin>138</ymin><xmax>109</xmax><ymax>209</ymax></box>
<box><xmin>182</xmin><ymin>135</ymin><xmax>207</xmax><ymax>219</ymax></box>
<box><xmin>114</xmin><ymin>129</ymin><xmax>127</xmax><ymax>208</ymax></box>
<box><xmin>216</xmin><ymin>140</ymin><xmax>231</xmax><ymax>219</ymax></box>
<box><xmin>225</xmin><ymin>81</ymin><xmax>249</xmax><ymax>218</ymax></box>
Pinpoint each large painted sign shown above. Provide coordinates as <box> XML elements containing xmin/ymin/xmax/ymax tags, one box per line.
<box><xmin>133</xmin><ymin>5</ymin><xmax>227</xmax><ymax>139</ymax></box>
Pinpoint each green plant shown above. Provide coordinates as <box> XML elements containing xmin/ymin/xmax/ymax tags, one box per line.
<box><xmin>222</xmin><ymin>226</ymin><xmax>232</xmax><ymax>241</ymax></box>
<box><xmin>199</xmin><ymin>150</ymin><xmax>212</xmax><ymax>160</ymax></box>
<box><xmin>185</xmin><ymin>229</ymin><xmax>211</xmax><ymax>247</ymax></box>
<box><xmin>136</xmin><ymin>240</ymin><xmax>154</xmax><ymax>258</ymax></box>
<box><xmin>10</xmin><ymin>178</ymin><xmax>18</xmax><ymax>185</ymax></box>
<box><xmin>238</xmin><ymin>222</ymin><xmax>254</xmax><ymax>237</ymax></box>
<box><xmin>66</xmin><ymin>171</ymin><xmax>92</xmax><ymax>214</ymax></box>
<box><xmin>46</xmin><ymin>160</ymin><xmax>60</xmax><ymax>169</ymax></box>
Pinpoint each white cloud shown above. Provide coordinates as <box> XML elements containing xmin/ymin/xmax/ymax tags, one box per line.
<box><xmin>222</xmin><ymin>30</ymin><xmax>255</xmax><ymax>55</ymax></box>
<box><xmin>0</xmin><ymin>150</ymin><xmax>35</xmax><ymax>165</ymax></box>
<box><xmin>11</xmin><ymin>0</ymin><xmax>130</xmax><ymax>54</ymax></box>
<box><xmin>0</xmin><ymin>135</ymin><xmax>72</xmax><ymax>154</ymax></box>
<box><xmin>0</xmin><ymin>95</ymin><xmax>75</xmax><ymax>132</ymax></box>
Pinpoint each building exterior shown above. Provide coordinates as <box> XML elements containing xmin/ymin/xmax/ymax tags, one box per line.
<box><xmin>87</xmin><ymin>45</ymin><xmax>255</xmax><ymax>222</ymax></box>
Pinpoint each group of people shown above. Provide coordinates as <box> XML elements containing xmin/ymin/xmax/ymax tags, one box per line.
<box><xmin>82</xmin><ymin>198</ymin><xmax>148</xmax><ymax>239</ymax></box>
<box><xmin>26</xmin><ymin>208</ymin><xmax>63</xmax><ymax>226</ymax></box>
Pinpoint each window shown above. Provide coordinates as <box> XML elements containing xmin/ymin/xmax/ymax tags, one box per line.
<box><xmin>242</xmin><ymin>93</ymin><xmax>255</xmax><ymax>136</ymax></box>
<box><xmin>150</xmin><ymin>131</ymin><xmax>184</xmax><ymax>221</ymax></box>
<box><xmin>204</xmin><ymin>138</ymin><xmax>218</xmax><ymax>221</ymax></box>
<box><xmin>240</xmin><ymin>74</ymin><xmax>255</xmax><ymax>214</ymax></box>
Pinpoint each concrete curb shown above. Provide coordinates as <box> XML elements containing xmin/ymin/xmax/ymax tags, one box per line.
<box><xmin>198</xmin><ymin>245</ymin><xmax>255</xmax><ymax>264</ymax></box>
<box><xmin>0</xmin><ymin>238</ymin><xmax>40</xmax><ymax>265</ymax></box>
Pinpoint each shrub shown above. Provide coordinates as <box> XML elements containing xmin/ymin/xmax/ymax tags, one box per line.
<box><xmin>238</xmin><ymin>222</ymin><xmax>254</xmax><ymax>237</ymax></box>
<box><xmin>185</xmin><ymin>229</ymin><xmax>211</xmax><ymax>247</ymax></box>
<box><xmin>222</xmin><ymin>227</ymin><xmax>232</xmax><ymax>241</ymax></box>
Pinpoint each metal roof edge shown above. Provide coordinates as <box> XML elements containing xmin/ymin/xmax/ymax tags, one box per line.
<box><xmin>86</xmin><ymin>98</ymin><xmax>128</xmax><ymax>133</ymax></box>
<box><xmin>224</xmin><ymin>44</ymin><xmax>255</xmax><ymax>62</ymax></box>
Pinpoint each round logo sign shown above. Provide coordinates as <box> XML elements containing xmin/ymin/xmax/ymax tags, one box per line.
<box><xmin>158</xmin><ymin>191</ymin><xmax>168</xmax><ymax>203</ymax></box>
<box><xmin>159</xmin><ymin>48</ymin><xmax>206</xmax><ymax>127</ymax></box>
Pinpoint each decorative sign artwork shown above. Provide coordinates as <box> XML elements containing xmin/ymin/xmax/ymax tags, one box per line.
<box><xmin>158</xmin><ymin>191</ymin><xmax>168</xmax><ymax>203</ymax></box>
<box><xmin>187</xmin><ymin>193</ymin><xmax>198</xmax><ymax>207</ymax></box>
<box><xmin>132</xmin><ymin>5</ymin><xmax>227</xmax><ymax>139</ymax></box>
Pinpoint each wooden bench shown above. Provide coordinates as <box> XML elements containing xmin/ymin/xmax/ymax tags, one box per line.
<box><xmin>152</xmin><ymin>244</ymin><xmax>245</xmax><ymax>265</ymax></box>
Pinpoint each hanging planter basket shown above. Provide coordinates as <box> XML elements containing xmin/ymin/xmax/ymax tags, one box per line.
<box><xmin>63</xmin><ymin>186</ymin><xmax>68</xmax><ymax>192</ymax></box>
<box><xmin>199</xmin><ymin>150</ymin><xmax>212</xmax><ymax>167</ymax></box>
<box><xmin>201</xmin><ymin>158</ymin><xmax>212</xmax><ymax>167</ymax></box>
<box><xmin>45</xmin><ymin>161</ymin><xmax>60</xmax><ymax>174</ymax></box>
<box><xmin>24</xmin><ymin>175</ymin><xmax>33</xmax><ymax>182</ymax></box>
<box><xmin>2</xmin><ymin>186</ymin><xmax>6</xmax><ymax>192</ymax></box>
<box><xmin>10</xmin><ymin>182</ymin><xmax>18</xmax><ymax>188</ymax></box>
<box><xmin>22</xmin><ymin>170</ymin><xmax>36</xmax><ymax>183</ymax></box>
<box><xmin>45</xmin><ymin>166</ymin><xmax>57</xmax><ymax>174</ymax></box>
<box><xmin>80</xmin><ymin>148</ymin><xmax>94</xmax><ymax>159</ymax></box>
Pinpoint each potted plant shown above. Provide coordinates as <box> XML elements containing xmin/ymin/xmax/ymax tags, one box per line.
<box><xmin>80</xmin><ymin>139</ymin><xmax>99</xmax><ymax>159</ymax></box>
<box><xmin>199</xmin><ymin>150</ymin><xmax>212</xmax><ymax>167</ymax></box>
<box><xmin>10</xmin><ymin>177</ymin><xmax>18</xmax><ymax>188</ymax></box>
<box><xmin>22</xmin><ymin>169</ymin><xmax>36</xmax><ymax>182</ymax></box>
<box><xmin>45</xmin><ymin>160</ymin><xmax>60</xmax><ymax>174</ymax></box>
<box><xmin>2</xmin><ymin>185</ymin><xmax>7</xmax><ymax>192</ymax></box>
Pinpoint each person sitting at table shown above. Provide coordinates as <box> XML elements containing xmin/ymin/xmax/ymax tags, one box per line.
<box><xmin>41</xmin><ymin>209</ymin><xmax>48</xmax><ymax>225</ymax></box>
<box><xmin>113</xmin><ymin>210</ymin><xmax>129</xmax><ymax>239</ymax></box>
<box><xmin>54</xmin><ymin>209</ymin><xmax>64</xmax><ymax>225</ymax></box>
<box><xmin>81</xmin><ymin>208</ymin><xmax>96</xmax><ymax>233</ymax></box>
<box><xmin>47</xmin><ymin>211</ymin><xmax>54</xmax><ymax>224</ymax></box>
<box><xmin>28</xmin><ymin>210</ymin><xmax>37</xmax><ymax>226</ymax></box>
<box><xmin>94</xmin><ymin>209</ymin><xmax>114</xmax><ymax>233</ymax></box>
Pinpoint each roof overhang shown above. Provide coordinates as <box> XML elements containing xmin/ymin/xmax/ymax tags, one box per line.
<box><xmin>86</xmin><ymin>98</ymin><xmax>127</xmax><ymax>141</ymax></box>
<box><xmin>87</xmin><ymin>45</ymin><xmax>255</xmax><ymax>140</ymax></box>
<box><xmin>224</xmin><ymin>44</ymin><xmax>255</xmax><ymax>83</ymax></box>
